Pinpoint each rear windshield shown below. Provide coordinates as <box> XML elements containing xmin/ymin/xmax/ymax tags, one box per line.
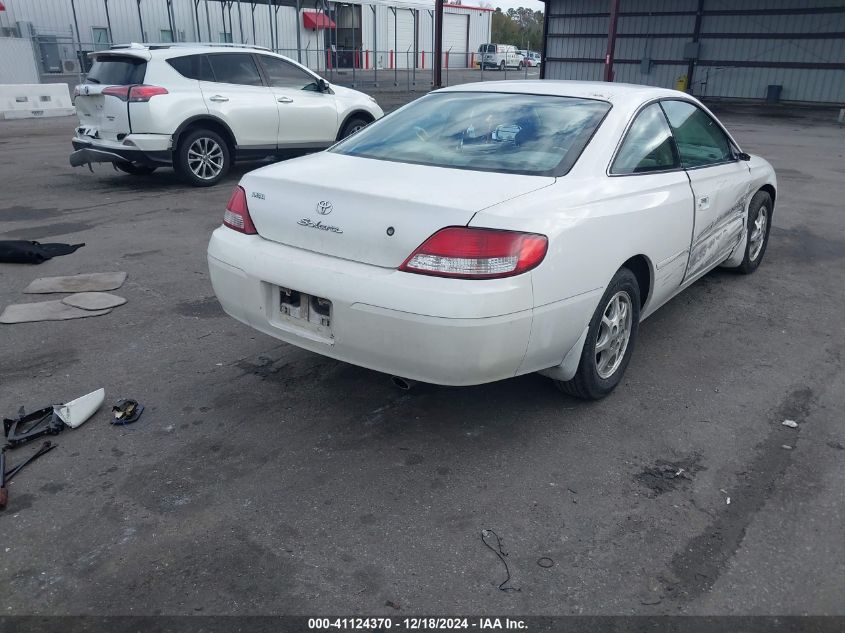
<box><xmin>478</xmin><ymin>44</ymin><xmax>493</xmax><ymax>53</ymax></box>
<box><xmin>331</xmin><ymin>92</ymin><xmax>611</xmax><ymax>177</ymax></box>
<box><xmin>86</xmin><ymin>55</ymin><xmax>146</xmax><ymax>85</ymax></box>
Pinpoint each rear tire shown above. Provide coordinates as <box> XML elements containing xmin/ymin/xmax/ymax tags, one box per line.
<box><xmin>499</xmin><ymin>61</ymin><xmax>506</xmax><ymax>71</ymax></box>
<box><xmin>114</xmin><ymin>161</ymin><xmax>157</xmax><ymax>176</ymax></box>
<box><xmin>518</xmin><ymin>61</ymin><xmax>524</xmax><ymax>70</ymax></box>
<box><xmin>339</xmin><ymin>115</ymin><xmax>370</xmax><ymax>140</ymax></box>
<box><xmin>731</xmin><ymin>190</ymin><xmax>773</xmax><ymax>275</ymax></box>
<box><xmin>555</xmin><ymin>267</ymin><xmax>641</xmax><ymax>400</ymax></box>
<box><xmin>174</xmin><ymin>128</ymin><xmax>230</xmax><ymax>187</ymax></box>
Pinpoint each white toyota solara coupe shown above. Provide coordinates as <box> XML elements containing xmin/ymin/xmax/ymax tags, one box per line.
<box><xmin>208</xmin><ymin>81</ymin><xmax>776</xmax><ymax>399</ymax></box>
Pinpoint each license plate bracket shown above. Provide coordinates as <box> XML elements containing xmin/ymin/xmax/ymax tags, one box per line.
<box><xmin>276</xmin><ymin>286</ymin><xmax>333</xmax><ymax>339</ymax></box>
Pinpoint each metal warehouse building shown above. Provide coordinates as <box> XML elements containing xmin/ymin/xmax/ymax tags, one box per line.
<box><xmin>0</xmin><ymin>0</ymin><xmax>491</xmax><ymax>81</ymax></box>
<box><xmin>541</xmin><ymin>0</ymin><xmax>845</xmax><ymax>104</ymax></box>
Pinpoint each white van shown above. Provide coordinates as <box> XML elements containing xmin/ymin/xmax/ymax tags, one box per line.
<box><xmin>476</xmin><ymin>44</ymin><xmax>524</xmax><ymax>71</ymax></box>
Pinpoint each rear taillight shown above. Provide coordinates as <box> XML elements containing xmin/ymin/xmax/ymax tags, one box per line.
<box><xmin>129</xmin><ymin>85</ymin><xmax>168</xmax><ymax>102</ymax></box>
<box><xmin>223</xmin><ymin>186</ymin><xmax>257</xmax><ymax>235</ymax></box>
<box><xmin>101</xmin><ymin>85</ymin><xmax>168</xmax><ymax>102</ymax></box>
<box><xmin>101</xmin><ymin>85</ymin><xmax>131</xmax><ymax>101</ymax></box>
<box><xmin>399</xmin><ymin>227</ymin><xmax>548</xmax><ymax>279</ymax></box>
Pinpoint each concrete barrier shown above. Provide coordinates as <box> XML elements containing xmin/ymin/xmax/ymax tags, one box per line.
<box><xmin>0</xmin><ymin>84</ymin><xmax>75</xmax><ymax>120</ymax></box>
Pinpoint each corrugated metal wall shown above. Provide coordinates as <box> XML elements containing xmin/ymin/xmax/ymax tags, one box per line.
<box><xmin>0</xmin><ymin>0</ymin><xmax>490</xmax><ymax>72</ymax></box>
<box><xmin>543</xmin><ymin>0</ymin><xmax>845</xmax><ymax>104</ymax></box>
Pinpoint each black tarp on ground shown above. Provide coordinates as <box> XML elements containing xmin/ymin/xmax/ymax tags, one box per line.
<box><xmin>0</xmin><ymin>241</ymin><xmax>85</xmax><ymax>264</ymax></box>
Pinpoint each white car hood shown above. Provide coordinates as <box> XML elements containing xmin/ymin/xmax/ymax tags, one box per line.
<box><xmin>241</xmin><ymin>152</ymin><xmax>555</xmax><ymax>268</ymax></box>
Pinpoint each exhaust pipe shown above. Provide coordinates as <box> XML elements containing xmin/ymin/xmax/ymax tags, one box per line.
<box><xmin>391</xmin><ymin>376</ymin><xmax>418</xmax><ymax>391</ymax></box>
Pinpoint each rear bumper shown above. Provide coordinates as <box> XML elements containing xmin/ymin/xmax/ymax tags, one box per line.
<box><xmin>70</xmin><ymin>134</ymin><xmax>172</xmax><ymax>168</ymax></box>
<box><xmin>207</xmin><ymin>227</ymin><xmax>536</xmax><ymax>386</ymax></box>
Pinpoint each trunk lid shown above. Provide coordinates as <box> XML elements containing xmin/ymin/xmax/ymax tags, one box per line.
<box><xmin>74</xmin><ymin>53</ymin><xmax>147</xmax><ymax>141</ymax></box>
<box><xmin>242</xmin><ymin>152</ymin><xmax>555</xmax><ymax>268</ymax></box>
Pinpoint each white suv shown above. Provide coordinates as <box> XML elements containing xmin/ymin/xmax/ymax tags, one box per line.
<box><xmin>70</xmin><ymin>44</ymin><xmax>384</xmax><ymax>186</ymax></box>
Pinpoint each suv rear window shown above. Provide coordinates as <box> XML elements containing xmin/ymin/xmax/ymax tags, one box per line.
<box><xmin>167</xmin><ymin>54</ymin><xmax>214</xmax><ymax>81</ymax></box>
<box><xmin>86</xmin><ymin>55</ymin><xmax>146</xmax><ymax>85</ymax></box>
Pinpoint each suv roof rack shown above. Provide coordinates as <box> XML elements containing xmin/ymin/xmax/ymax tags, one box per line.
<box><xmin>109</xmin><ymin>42</ymin><xmax>272</xmax><ymax>52</ymax></box>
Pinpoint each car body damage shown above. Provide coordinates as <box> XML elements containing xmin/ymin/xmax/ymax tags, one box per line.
<box><xmin>208</xmin><ymin>80</ymin><xmax>777</xmax><ymax>397</ymax></box>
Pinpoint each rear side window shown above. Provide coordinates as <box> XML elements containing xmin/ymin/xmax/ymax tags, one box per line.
<box><xmin>206</xmin><ymin>53</ymin><xmax>263</xmax><ymax>86</ymax></box>
<box><xmin>167</xmin><ymin>54</ymin><xmax>214</xmax><ymax>81</ymax></box>
<box><xmin>86</xmin><ymin>56</ymin><xmax>146</xmax><ymax>85</ymax></box>
<box><xmin>611</xmin><ymin>103</ymin><xmax>679</xmax><ymax>175</ymax></box>
<box><xmin>660</xmin><ymin>100</ymin><xmax>733</xmax><ymax>168</ymax></box>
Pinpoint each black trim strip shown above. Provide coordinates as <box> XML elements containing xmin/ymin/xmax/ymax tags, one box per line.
<box><xmin>698</xmin><ymin>60</ymin><xmax>845</xmax><ymax>70</ymax></box>
<box><xmin>544</xmin><ymin>57</ymin><xmax>845</xmax><ymax>70</ymax></box>
<box><xmin>548</xmin><ymin>7</ymin><xmax>845</xmax><ymax>19</ymax></box>
<box><xmin>546</xmin><ymin>33</ymin><xmax>693</xmax><ymax>39</ymax></box>
<box><xmin>546</xmin><ymin>32</ymin><xmax>845</xmax><ymax>40</ymax></box>
<box><xmin>548</xmin><ymin>11</ymin><xmax>695</xmax><ymax>18</ymax></box>
<box><xmin>702</xmin><ymin>31</ymin><xmax>845</xmax><ymax>39</ymax></box>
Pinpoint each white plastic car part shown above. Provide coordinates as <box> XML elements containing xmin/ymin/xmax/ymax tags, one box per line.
<box><xmin>54</xmin><ymin>388</ymin><xmax>105</xmax><ymax>429</ymax></box>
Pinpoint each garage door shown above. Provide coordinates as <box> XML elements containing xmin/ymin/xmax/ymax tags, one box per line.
<box><xmin>387</xmin><ymin>9</ymin><xmax>415</xmax><ymax>68</ymax></box>
<box><xmin>443</xmin><ymin>13</ymin><xmax>468</xmax><ymax>68</ymax></box>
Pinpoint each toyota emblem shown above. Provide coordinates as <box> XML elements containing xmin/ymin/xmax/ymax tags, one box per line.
<box><xmin>316</xmin><ymin>200</ymin><xmax>333</xmax><ymax>215</ymax></box>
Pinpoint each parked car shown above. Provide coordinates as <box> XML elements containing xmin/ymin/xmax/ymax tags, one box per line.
<box><xmin>70</xmin><ymin>43</ymin><xmax>383</xmax><ymax>186</ymax></box>
<box><xmin>476</xmin><ymin>44</ymin><xmax>524</xmax><ymax>70</ymax></box>
<box><xmin>208</xmin><ymin>81</ymin><xmax>776</xmax><ymax>399</ymax></box>
<box><xmin>518</xmin><ymin>50</ymin><xmax>541</xmax><ymax>67</ymax></box>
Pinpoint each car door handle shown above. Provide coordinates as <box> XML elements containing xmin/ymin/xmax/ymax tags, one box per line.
<box><xmin>209</xmin><ymin>95</ymin><xmax>229</xmax><ymax>102</ymax></box>
<box><xmin>277</xmin><ymin>96</ymin><xmax>294</xmax><ymax>103</ymax></box>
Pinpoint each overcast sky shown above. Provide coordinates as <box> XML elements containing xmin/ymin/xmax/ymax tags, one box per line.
<box><xmin>486</xmin><ymin>0</ymin><xmax>545</xmax><ymax>13</ymax></box>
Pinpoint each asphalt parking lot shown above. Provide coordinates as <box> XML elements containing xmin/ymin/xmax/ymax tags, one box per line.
<box><xmin>1</xmin><ymin>100</ymin><xmax>844</xmax><ymax>617</ymax></box>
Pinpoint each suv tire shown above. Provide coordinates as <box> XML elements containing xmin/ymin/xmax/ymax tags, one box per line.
<box><xmin>339</xmin><ymin>116</ymin><xmax>370</xmax><ymax>140</ymax></box>
<box><xmin>175</xmin><ymin>128</ymin><xmax>230</xmax><ymax>187</ymax></box>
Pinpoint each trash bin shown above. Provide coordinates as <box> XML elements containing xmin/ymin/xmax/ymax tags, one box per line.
<box><xmin>766</xmin><ymin>84</ymin><xmax>783</xmax><ymax>103</ymax></box>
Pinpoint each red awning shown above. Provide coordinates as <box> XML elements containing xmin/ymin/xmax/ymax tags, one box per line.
<box><xmin>302</xmin><ymin>11</ymin><xmax>336</xmax><ymax>30</ymax></box>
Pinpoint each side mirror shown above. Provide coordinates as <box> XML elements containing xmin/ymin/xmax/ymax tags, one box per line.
<box><xmin>736</xmin><ymin>151</ymin><xmax>751</xmax><ymax>161</ymax></box>
<box><xmin>318</xmin><ymin>78</ymin><xmax>329</xmax><ymax>93</ymax></box>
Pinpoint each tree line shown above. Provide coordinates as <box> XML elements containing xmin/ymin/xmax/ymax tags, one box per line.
<box><xmin>491</xmin><ymin>7</ymin><xmax>544</xmax><ymax>52</ymax></box>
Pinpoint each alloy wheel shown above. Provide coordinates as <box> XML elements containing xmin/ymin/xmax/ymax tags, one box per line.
<box><xmin>595</xmin><ymin>291</ymin><xmax>633</xmax><ymax>379</ymax></box>
<box><xmin>187</xmin><ymin>137</ymin><xmax>225</xmax><ymax>181</ymax></box>
<box><xmin>749</xmin><ymin>205</ymin><xmax>768</xmax><ymax>261</ymax></box>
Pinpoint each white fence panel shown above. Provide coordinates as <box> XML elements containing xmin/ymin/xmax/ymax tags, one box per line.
<box><xmin>0</xmin><ymin>38</ymin><xmax>40</xmax><ymax>84</ymax></box>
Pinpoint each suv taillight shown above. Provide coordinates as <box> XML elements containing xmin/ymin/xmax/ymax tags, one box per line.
<box><xmin>399</xmin><ymin>227</ymin><xmax>547</xmax><ymax>279</ymax></box>
<box><xmin>223</xmin><ymin>186</ymin><xmax>257</xmax><ymax>235</ymax></box>
<box><xmin>101</xmin><ymin>85</ymin><xmax>168</xmax><ymax>102</ymax></box>
<box><xmin>129</xmin><ymin>85</ymin><xmax>168</xmax><ymax>102</ymax></box>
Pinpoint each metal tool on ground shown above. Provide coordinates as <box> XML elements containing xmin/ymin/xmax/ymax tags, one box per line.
<box><xmin>111</xmin><ymin>399</ymin><xmax>144</xmax><ymax>425</ymax></box>
<box><xmin>1</xmin><ymin>442</ymin><xmax>57</xmax><ymax>510</ymax></box>
<box><xmin>0</xmin><ymin>450</ymin><xmax>7</xmax><ymax>509</ymax></box>
<box><xmin>3</xmin><ymin>406</ymin><xmax>64</xmax><ymax>448</ymax></box>
<box><xmin>4</xmin><ymin>441</ymin><xmax>56</xmax><ymax>482</ymax></box>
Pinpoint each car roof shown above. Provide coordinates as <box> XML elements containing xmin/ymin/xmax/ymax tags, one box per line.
<box><xmin>439</xmin><ymin>80</ymin><xmax>685</xmax><ymax>104</ymax></box>
<box><xmin>96</xmin><ymin>42</ymin><xmax>273</xmax><ymax>59</ymax></box>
